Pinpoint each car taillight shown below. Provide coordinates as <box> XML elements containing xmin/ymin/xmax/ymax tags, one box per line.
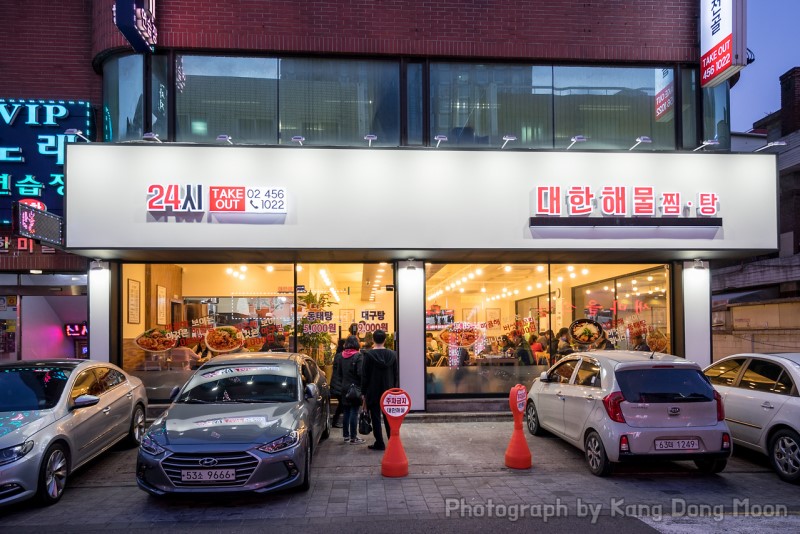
<box><xmin>714</xmin><ymin>390</ymin><xmax>725</xmax><ymax>422</ymax></box>
<box><xmin>619</xmin><ymin>435</ymin><xmax>630</xmax><ymax>453</ymax></box>
<box><xmin>722</xmin><ymin>433</ymin><xmax>731</xmax><ymax>450</ymax></box>
<box><xmin>603</xmin><ymin>391</ymin><xmax>626</xmax><ymax>423</ymax></box>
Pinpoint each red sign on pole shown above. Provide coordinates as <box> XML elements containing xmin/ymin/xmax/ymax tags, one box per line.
<box><xmin>380</xmin><ymin>388</ymin><xmax>410</xmax><ymax>477</ymax></box>
<box><xmin>505</xmin><ymin>384</ymin><xmax>532</xmax><ymax>470</ymax></box>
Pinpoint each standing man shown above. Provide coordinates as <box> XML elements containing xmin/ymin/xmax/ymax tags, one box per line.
<box><xmin>361</xmin><ymin>329</ymin><xmax>398</xmax><ymax>451</ymax></box>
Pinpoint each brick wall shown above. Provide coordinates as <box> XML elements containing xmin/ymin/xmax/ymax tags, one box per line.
<box><xmin>2</xmin><ymin>1</ymin><xmax>100</xmax><ymax>103</ymax></box>
<box><xmin>91</xmin><ymin>0</ymin><xmax>699</xmax><ymax>63</ymax></box>
<box><xmin>780</xmin><ymin>67</ymin><xmax>800</xmax><ymax>137</ymax></box>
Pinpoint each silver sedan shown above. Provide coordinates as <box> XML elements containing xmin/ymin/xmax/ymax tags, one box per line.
<box><xmin>704</xmin><ymin>353</ymin><xmax>800</xmax><ymax>483</ymax></box>
<box><xmin>136</xmin><ymin>352</ymin><xmax>330</xmax><ymax>496</ymax></box>
<box><xmin>0</xmin><ymin>360</ymin><xmax>148</xmax><ymax>506</ymax></box>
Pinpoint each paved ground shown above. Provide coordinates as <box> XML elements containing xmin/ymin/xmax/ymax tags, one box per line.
<box><xmin>1</xmin><ymin>420</ymin><xmax>799</xmax><ymax>533</ymax></box>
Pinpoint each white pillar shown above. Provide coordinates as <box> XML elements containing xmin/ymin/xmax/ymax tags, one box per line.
<box><xmin>397</xmin><ymin>260</ymin><xmax>425</xmax><ymax>410</ymax></box>
<box><xmin>682</xmin><ymin>260</ymin><xmax>711</xmax><ymax>367</ymax></box>
<box><xmin>88</xmin><ymin>262</ymin><xmax>111</xmax><ymax>362</ymax></box>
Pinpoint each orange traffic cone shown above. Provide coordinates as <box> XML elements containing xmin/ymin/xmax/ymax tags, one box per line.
<box><xmin>505</xmin><ymin>384</ymin><xmax>532</xmax><ymax>469</ymax></box>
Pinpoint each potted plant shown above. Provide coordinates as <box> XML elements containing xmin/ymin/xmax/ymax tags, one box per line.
<box><xmin>297</xmin><ymin>291</ymin><xmax>336</xmax><ymax>368</ymax></box>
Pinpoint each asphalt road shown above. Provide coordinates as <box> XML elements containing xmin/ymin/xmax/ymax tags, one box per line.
<box><xmin>1</xmin><ymin>421</ymin><xmax>798</xmax><ymax>533</ymax></box>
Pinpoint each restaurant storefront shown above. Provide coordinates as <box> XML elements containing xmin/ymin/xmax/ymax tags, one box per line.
<box><xmin>64</xmin><ymin>144</ymin><xmax>777</xmax><ymax>410</ymax></box>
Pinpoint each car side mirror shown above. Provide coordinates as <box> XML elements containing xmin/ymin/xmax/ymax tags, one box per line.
<box><xmin>169</xmin><ymin>386</ymin><xmax>181</xmax><ymax>402</ymax></box>
<box><xmin>72</xmin><ymin>394</ymin><xmax>100</xmax><ymax>410</ymax></box>
<box><xmin>539</xmin><ymin>371</ymin><xmax>550</xmax><ymax>383</ymax></box>
<box><xmin>304</xmin><ymin>383</ymin><xmax>319</xmax><ymax>399</ymax></box>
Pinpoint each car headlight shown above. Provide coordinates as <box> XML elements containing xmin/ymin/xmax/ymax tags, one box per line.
<box><xmin>258</xmin><ymin>431</ymin><xmax>300</xmax><ymax>454</ymax></box>
<box><xmin>140</xmin><ymin>433</ymin><xmax>165</xmax><ymax>456</ymax></box>
<box><xmin>0</xmin><ymin>440</ymin><xmax>34</xmax><ymax>466</ymax></box>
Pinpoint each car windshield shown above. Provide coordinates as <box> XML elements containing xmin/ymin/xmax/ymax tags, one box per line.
<box><xmin>176</xmin><ymin>364</ymin><xmax>298</xmax><ymax>404</ymax></box>
<box><xmin>615</xmin><ymin>368</ymin><xmax>714</xmax><ymax>403</ymax></box>
<box><xmin>0</xmin><ymin>367</ymin><xmax>72</xmax><ymax>411</ymax></box>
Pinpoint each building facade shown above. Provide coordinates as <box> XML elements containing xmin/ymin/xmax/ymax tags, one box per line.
<box><xmin>4</xmin><ymin>1</ymin><xmax>777</xmax><ymax>409</ymax></box>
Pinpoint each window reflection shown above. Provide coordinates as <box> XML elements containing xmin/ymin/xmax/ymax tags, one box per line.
<box><xmin>103</xmin><ymin>55</ymin><xmax>143</xmax><ymax>142</ymax></box>
<box><xmin>425</xmin><ymin>263</ymin><xmax>672</xmax><ymax>396</ymax></box>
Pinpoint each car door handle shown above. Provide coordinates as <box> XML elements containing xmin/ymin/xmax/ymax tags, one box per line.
<box><xmin>761</xmin><ymin>402</ymin><xmax>775</xmax><ymax>409</ymax></box>
<box><xmin>126</xmin><ymin>392</ymin><xmax>133</xmax><ymax>399</ymax></box>
<box><xmin>556</xmin><ymin>391</ymin><xmax>565</xmax><ymax>400</ymax></box>
<box><xmin>584</xmin><ymin>394</ymin><xmax>594</xmax><ymax>400</ymax></box>
<box><xmin>102</xmin><ymin>407</ymin><xmax>111</xmax><ymax>414</ymax></box>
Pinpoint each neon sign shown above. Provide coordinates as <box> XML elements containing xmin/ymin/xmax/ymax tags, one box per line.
<box><xmin>65</xmin><ymin>323</ymin><xmax>88</xmax><ymax>337</ymax></box>
<box><xmin>113</xmin><ymin>0</ymin><xmax>157</xmax><ymax>53</ymax></box>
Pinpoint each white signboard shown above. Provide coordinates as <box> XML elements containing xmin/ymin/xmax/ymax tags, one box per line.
<box><xmin>65</xmin><ymin>145</ymin><xmax>777</xmax><ymax>254</ymax></box>
<box><xmin>700</xmin><ymin>0</ymin><xmax>747</xmax><ymax>88</ymax></box>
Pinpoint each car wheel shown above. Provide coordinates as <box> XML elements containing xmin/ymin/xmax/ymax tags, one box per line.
<box><xmin>37</xmin><ymin>443</ymin><xmax>69</xmax><ymax>505</ymax></box>
<box><xmin>321</xmin><ymin>401</ymin><xmax>331</xmax><ymax>440</ymax></box>
<box><xmin>694</xmin><ymin>458</ymin><xmax>727</xmax><ymax>474</ymax></box>
<box><xmin>525</xmin><ymin>401</ymin><xmax>543</xmax><ymax>436</ymax></box>
<box><xmin>770</xmin><ymin>428</ymin><xmax>800</xmax><ymax>483</ymax></box>
<box><xmin>584</xmin><ymin>431</ymin><xmax>612</xmax><ymax>477</ymax></box>
<box><xmin>125</xmin><ymin>404</ymin><xmax>146</xmax><ymax>447</ymax></box>
<box><xmin>298</xmin><ymin>440</ymin><xmax>311</xmax><ymax>492</ymax></box>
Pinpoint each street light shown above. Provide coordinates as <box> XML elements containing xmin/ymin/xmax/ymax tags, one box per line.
<box><xmin>64</xmin><ymin>128</ymin><xmax>91</xmax><ymax>142</ymax></box>
<box><xmin>629</xmin><ymin>136</ymin><xmax>652</xmax><ymax>150</ymax></box>
<box><xmin>567</xmin><ymin>135</ymin><xmax>587</xmax><ymax>150</ymax></box>
<box><xmin>501</xmin><ymin>135</ymin><xmax>517</xmax><ymax>149</ymax></box>
<box><xmin>753</xmin><ymin>141</ymin><xmax>787</xmax><ymax>152</ymax></box>
<box><xmin>692</xmin><ymin>139</ymin><xmax>719</xmax><ymax>151</ymax></box>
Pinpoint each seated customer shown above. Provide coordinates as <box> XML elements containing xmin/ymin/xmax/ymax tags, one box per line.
<box><xmin>260</xmin><ymin>333</ymin><xmax>287</xmax><ymax>352</ymax></box>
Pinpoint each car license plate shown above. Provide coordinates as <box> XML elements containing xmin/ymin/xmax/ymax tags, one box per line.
<box><xmin>654</xmin><ymin>439</ymin><xmax>699</xmax><ymax>451</ymax></box>
<box><xmin>181</xmin><ymin>469</ymin><xmax>236</xmax><ymax>482</ymax></box>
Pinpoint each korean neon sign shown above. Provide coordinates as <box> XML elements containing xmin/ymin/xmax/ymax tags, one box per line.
<box><xmin>534</xmin><ymin>186</ymin><xmax>720</xmax><ymax>218</ymax></box>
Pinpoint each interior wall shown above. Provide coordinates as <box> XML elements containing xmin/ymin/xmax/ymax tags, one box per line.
<box><xmin>122</xmin><ymin>263</ymin><xmax>147</xmax><ymax>339</ymax></box>
<box><xmin>21</xmin><ymin>296</ymin><xmax>86</xmax><ymax>359</ymax></box>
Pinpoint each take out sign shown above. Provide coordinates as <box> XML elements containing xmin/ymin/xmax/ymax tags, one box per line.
<box><xmin>146</xmin><ymin>184</ymin><xmax>287</xmax><ymax>214</ymax></box>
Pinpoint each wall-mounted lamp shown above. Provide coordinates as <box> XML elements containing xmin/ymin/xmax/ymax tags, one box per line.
<box><xmin>64</xmin><ymin>128</ymin><xmax>91</xmax><ymax>142</ymax></box>
<box><xmin>142</xmin><ymin>132</ymin><xmax>162</xmax><ymax>143</ymax></box>
<box><xmin>434</xmin><ymin>134</ymin><xmax>448</xmax><ymax>148</ymax></box>
<box><xmin>501</xmin><ymin>135</ymin><xmax>517</xmax><ymax>149</ymax></box>
<box><xmin>291</xmin><ymin>136</ymin><xmax>305</xmax><ymax>146</ymax></box>
<box><xmin>629</xmin><ymin>136</ymin><xmax>652</xmax><ymax>150</ymax></box>
<box><xmin>567</xmin><ymin>135</ymin><xmax>587</xmax><ymax>150</ymax></box>
<box><xmin>216</xmin><ymin>134</ymin><xmax>233</xmax><ymax>145</ymax></box>
<box><xmin>754</xmin><ymin>141</ymin><xmax>787</xmax><ymax>152</ymax></box>
<box><xmin>364</xmin><ymin>134</ymin><xmax>378</xmax><ymax>147</ymax></box>
<box><xmin>692</xmin><ymin>139</ymin><xmax>719</xmax><ymax>151</ymax></box>
<box><xmin>89</xmin><ymin>260</ymin><xmax>107</xmax><ymax>271</ymax></box>
<box><xmin>406</xmin><ymin>258</ymin><xmax>417</xmax><ymax>271</ymax></box>
<box><xmin>693</xmin><ymin>259</ymin><xmax>705</xmax><ymax>270</ymax></box>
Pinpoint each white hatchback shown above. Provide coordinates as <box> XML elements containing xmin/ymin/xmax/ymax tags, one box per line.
<box><xmin>704</xmin><ymin>353</ymin><xmax>800</xmax><ymax>484</ymax></box>
<box><xmin>526</xmin><ymin>351</ymin><xmax>731</xmax><ymax>476</ymax></box>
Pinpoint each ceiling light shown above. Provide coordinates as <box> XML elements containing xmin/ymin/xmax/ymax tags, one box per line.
<box><xmin>567</xmin><ymin>266</ymin><xmax>574</xmax><ymax>272</ymax></box>
<box><xmin>632</xmin><ymin>280</ymin><xmax>637</xmax><ymax>285</ymax></box>
<box><xmin>504</xmin><ymin>266</ymin><xmax>512</xmax><ymax>272</ymax></box>
<box><xmin>461</xmin><ymin>277</ymin><xmax>467</xmax><ymax>282</ymax></box>
<box><xmin>581</xmin><ymin>268</ymin><xmax>589</xmax><ymax>275</ymax></box>
<box><xmin>240</xmin><ymin>265</ymin><xmax>247</xmax><ymax>272</ymax></box>
<box><xmin>266</xmin><ymin>265</ymin><xmax>274</xmax><ymax>273</ymax></box>
<box><xmin>481</xmin><ymin>287</ymin><xmax>486</xmax><ymax>292</ymax></box>
<box><xmin>296</xmin><ymin>265</ymin><xmax>303</xmax><ymax>272</ymax></box>
<box><xmin>557</xmin><ymin>276</ymin><xmax>563</xmax><ymax>282</ymax></box>
<box><xmin>536</xmin><ymin>265</ymin><xmax>544</xmax><ymax>272</ymax></box>
<box><xmin>468</xmin><ymin>273</ymin><xmax>474</xmax><ymax>279</ymax></box>
<box><xmin>536</xmin><ymin>283</ymin><xmax>542</xmax><ymax>289</ymax></box>
<box><xmin>586</xmin><ymin>290</ymin><xmax>591</xmax><ymax>294</ymax></box>
<box><xmin>459</xmin><ymin>288</ymin><xmax>464</xmax><ymax>293</ymax></box>
<box><xmin>226</xmin><ymin>267</ymin><xmax>233</xmax><ymax>274</ymax></box>
<box><xmin>527</xmin><ymin>285</ymin><xmax>532</xmax><ymax>291</ymax></box>
<box><xmin>476</xmin><ymin>268</ymin><xmax>483</xmax><ymax>275</ymax></box>
<box><xmin>647</xmin><ymin>276</ymin><xmax>653</xmax><ymax>281</ymax></box>
<box><xmin>569</xmin><ymin>273</ymin><xmax>576</xmax><ymax>278</ymax></box>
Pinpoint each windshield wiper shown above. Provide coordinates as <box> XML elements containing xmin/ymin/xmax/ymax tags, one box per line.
<box><xmin>178</xmin><ymin>398</ymin><xmax>210</xmax><ymax>404</ymax></box>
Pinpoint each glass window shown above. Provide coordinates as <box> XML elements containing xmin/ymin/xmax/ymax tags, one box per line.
<box><xmin>406</xmin><ymin>62</ymin><xmax>424</xmax><ymax>145</ymax></box>
<box><xmin>430</xmin><ymin>64</ymin><xmax>553</xmax><ymax>148</ymax></box>
<box><xmin>704</xmin><ymin>358</ymin><xmax>746</xmax><ymax>386</ymax></box>
<box><xmin>551</xmin><ymin>359</ymin><xmax>579</xmax><ymax>384</ymax></box>
<box><xmin>741</xmin><ymin>359</ymin><xmax>785</xmax><ymax>393</ymax></box>
<box><xmin>575</xmin><ymin>359</ymin><xmax>602</xmax><ymax>388</ymax></box>
<box><xmin>151</xmin><ymin>54</ymin><xmax>170</xmax><ymax>140</ymax></box>
<box><xmin>553</xmin><ymin>66</ymin><xmax>676</xmax><ymax>150</ymax></box>
<box><xmin>95</xmin><ymin>367</ymin><xmax>125</xmax><ymax>390</ymax></box>
<box><xmin>280</xmin><ymin>58</ymin><xmax>400</xmax><ymax>146</ymax></box>
<box><xmin>681</xmin><ymin>68</ymin><xmax>699</xmax><ymax>149</ymax></box>
<box><xmin>616</xmin><ymin>369</ymin><xmax>714</xmax><ymax>403</ymax></box>
<box><xmin>71</xmin><ymin>369</ymin><xmax>104</xmax><ymax>400</ymax></box>
<box><xmin>176</xmin><ymin>56</ymin><xmax>279</xmax><ymax>143</ymax></box>
<box><xmin>702</xmin><ymin>81</ymin><xmax>730</xmax><ymax>150</ymax></box>
<box><xmin>103</xmin><ymin>54</ymin><xmax>143</xmax><ymax>141</ymax></box>
<box><xmin>774</xmin><ymin>370</ymin><xmax>795</xmax><ymax>396</ymax></box>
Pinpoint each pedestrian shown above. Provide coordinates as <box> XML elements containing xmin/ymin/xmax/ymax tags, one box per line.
<box><xmin>336</xmin><ymin>335</ymin><xmax>364</xmax><ymax>444</ymax></box>
<box><xmin>329</xmin><ymin>338</ymin><xmax>346</xmax><ymax>428</ymax></box>
<box><xmin>510</xmin><ymin>330</ymin><xmax>533</xmax><ymax>365</ymax></box>
<box><xmin>360</xmin><ymin>329</ymin><xmax>398</xmax><ymax>451</ymax></box>
<box><xmin>631</xmin><ymin>333</ymin><xmax>651</xmax><ymax>351</ymax></box>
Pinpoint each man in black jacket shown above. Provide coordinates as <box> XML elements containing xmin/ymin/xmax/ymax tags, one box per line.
<box><xmin>360</xmin><ymin>329</ymin><xmax>398</xmax><ymax>451</ymax></box>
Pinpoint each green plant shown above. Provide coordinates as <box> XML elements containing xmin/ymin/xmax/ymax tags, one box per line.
<box><xmin>297</xmin><ymin>291</ymin><xmax>337</xmax><ymax>366</ymax></box>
